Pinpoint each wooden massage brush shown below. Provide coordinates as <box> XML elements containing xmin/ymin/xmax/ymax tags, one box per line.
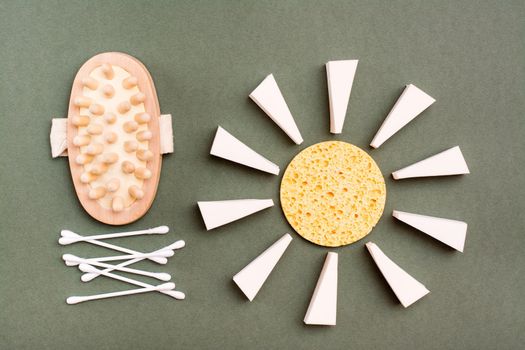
<box><xmin>67</xmin><ymin>52</ymin><xmax>162</xmax><ymax>225</ymax></box>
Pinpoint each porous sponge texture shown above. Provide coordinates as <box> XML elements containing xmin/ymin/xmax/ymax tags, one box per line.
<box><xmin>280</xmin><ymin>141</ymin><xmax>386</xmax><ymax>247</ymax></box>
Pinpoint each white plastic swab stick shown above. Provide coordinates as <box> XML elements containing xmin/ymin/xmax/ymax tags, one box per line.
<box><xmin>249</xmin><ymin>74</ymin><xmax>303</xmax><ymax>144</ymax></box>
<box><xmin>393</xmin><ymin>210</ymin><xmax>467</xmax><ymax>252</ymax></box>
<box><xmin>304</xmin><ymin>252</ymin><xmax>338</xmax><ymax>326</ymax></box>
<box><xmin>233</xmin><ymin>233</ymin><xmax>292</xmax><ymax>301</ymax></box>
<box><xmin>67</xmin><ymin>282</ymin><xmax>175</xmax><ymax>304</ymax></box>
<box><xmin>72</xmin><ymin>257</ymin><xmax>171</xmax><ymax>281</ymax></box>
<box><xmin>370</xmin><ymin>84</ymin><xmax>435</xmax><ymax>148</ymax></box>
<box><xmin>58</xmin><ymin>232</ymin><xmax>167</xmax><ymax>264</ymax></box>
<box><xmin>210</xmin><ymin>126</ymin><xmax>280</xmax><ymax>175</ymax></box>
<box><xmin>392</xmin><ymin>146</ymin><xmax>470</xmax><ymax>180</ymax></box>
<box><xmin>326</xmin><ymin>60</ymin><xmax>358</xmax><ymax>134</ymax></box>
<box><xmin>62</xmin><ymin>250</ymin><xmax>173</xmax><ymax>266</ymax></box>
<box><xmin>366</xmin><ymin>242</ymin><xmax>429</xmax><ymax>308</ymax></box>
<box><xmin>59</xmin><ymin>225</ymin><xmax>169</xmax><ymax>245</ymax></box>
<box><xmin>81</xmin><ymin>240</ymin><xmax>185</xmax><ymax>282</ymax></box>
<box><xmin>198</xmin><ymin>199</ymin><xmax>274</xmax><ymax>230</ymax></box>
<box><xmin>78</xmin><ymin>264</ymin><xmax>185</xmax><ymax>300</ymax></box>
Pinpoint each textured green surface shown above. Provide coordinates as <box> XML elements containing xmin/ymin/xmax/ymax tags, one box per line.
<box><xmin>1</xmin><ymin>1</ymin><xmax>524</xmax><ymax>349</ymax></box>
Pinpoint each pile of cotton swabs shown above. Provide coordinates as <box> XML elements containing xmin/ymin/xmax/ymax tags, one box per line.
<box><xmin>59</xmin><ymin>225</ymin><xmax>185</xmax><ymax>304</ymax></box>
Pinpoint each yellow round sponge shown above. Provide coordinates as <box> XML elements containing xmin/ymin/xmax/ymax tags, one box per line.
<box><xmin>280</xmin><ymin>141</ymin><xmax>386</xmax><ymax>247</ymax></box>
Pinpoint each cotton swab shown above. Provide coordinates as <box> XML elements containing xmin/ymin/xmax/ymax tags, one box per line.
<box><xmin>70</xmin><ymin>257</ymin><xmax>171</xmax><ymax>281</ymax></box>
<box><xmin>62</xmin><ymin>250</ymin><xmax>173</xmax><ymax>267</ymax></box>
<box><xmin>81</xmin><ymin>240</ymin><xmax>185</xmax><ymax>282</ymax></box>
<box><xmin>59</xmin><ymin>225</ymin><xmax>169</xmax><ymax>245</ymax></box>
<box><xmin>66</xmin><ymin>282</ymin><xmax>175</xmax><ymax>304</ymax></box>
<box><xmin>78</xmin><ymin>264</ymin><xmax>185</xmax><ymax>300</ymax></box>
<box><xmin>59</xmin><ymin>232</ymin><xmax>167</xmax><ymax>264</ymax></box>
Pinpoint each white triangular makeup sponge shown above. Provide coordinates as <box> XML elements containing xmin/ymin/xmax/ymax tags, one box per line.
<box><xmin>210</xmin><ymin>126</ymin><xmax>280</xmax><ymax>175</ymax></box>
<box><xmin>326</xmin><ymin>60</ymin><xmax>358</xmax><ymax>134</ymax></box>
<box><xmin>249</xmin><ymin>74</ymin><xmax>303</xmax><ymax>144</ymax></box>
<box><xmin>370</xmin><ymin>84</ymin><xmax>435</xmax><ymax>148</ymax></box>
<box><xmin>392</xmin><ymin>146</ymin><xmax>470</xmax><ymax>180</ymax></box>
<box><xmin>304</xmin><ymin>252</ymin><xmax>338</xmax><ymax>325</ymax></box>
<box><xmin>197</xmin><ymin>199</ymin><xmax>274</xmax><ymax>230</ymax></box>
<box><xmin>233</xmin><ymin>234</ymin><xmax>292</xmax><ymax>301</ymax></box>
<box><xmin>393</xmin><ymin>210</ymin><xmax>467</xmax><ymax>252</ymax></box>
<box><xmin>366</xmin><ymin>242</ymin><xmax>429</xmax><ymax>308</ymax></box>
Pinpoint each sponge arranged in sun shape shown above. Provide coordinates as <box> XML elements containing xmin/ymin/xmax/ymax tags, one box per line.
<box><xmin>280</xmin><ymin>141</ymin><xmax>386</xmax><ymax>247</ymax></box>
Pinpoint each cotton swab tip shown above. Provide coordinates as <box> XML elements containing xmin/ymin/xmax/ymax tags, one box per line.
<box><xmin>157</xmin><ymin>249</ymin><xmax>175</xmax><ymax>258</ymax></box>
<box><xmin>170</xmin><ymin>240</ymin><xmax>186</xmax><ymax>250</ymax></box>
<box><xmin>151</xmin><ymin>257</ymin><xmax>169</xmax><ymax>265</ymax></box>
<box><xmin>62</xmin><ymin>254</ymin><xmax>81</xmax><ymax>265</ymax></box>
<box><xmin>150</xmin><ymin>225</ymin><xmax>169</xmax><ymax>234</ymax></box>
<box><xmin>162</xmin><ymin>290</ymin><xmax>186</xmax><ymax>300</ymax></box>
<box><xmin>60</xmin><ymin>229</ymin><xmax>78</xmax><ymax>238</ymax></box>
<box><xmin>157</xmin><ymin>282</ymin><xmax>176</xmax><ymax>291</ymax></box>
<box><xmin>156</xmin><ymin>273</ymin><xmax>172</xmax><ymax>281</ymax></box>
<box><xmin>78</xmin><ymin>263</ymin><xmax>98</xmax><ymax>273</ymax></box>
<box><xmin>66</xmin><ymin>296</ymin><xmax>83</xmax><ymax>305</ymax></box>
<box><xmin>58</xmin><ymin>237</ymin><xmax>77</xmax><ymax>245</ymax></box>
<box><xmin>174</xmin><ymin>291</ymin><xmax>185</xmax><ymax>300</ymax></box>
<box><xmin>81</xmin><ymin>273</ymin><xmax>97</xmax><ymax>283</ymax></box>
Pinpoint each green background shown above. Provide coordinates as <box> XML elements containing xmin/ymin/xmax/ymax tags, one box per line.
<box><xmin>1</xmin><ymin>1</ymin><xmax>524</xmax><ymax>349</ymax></box>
